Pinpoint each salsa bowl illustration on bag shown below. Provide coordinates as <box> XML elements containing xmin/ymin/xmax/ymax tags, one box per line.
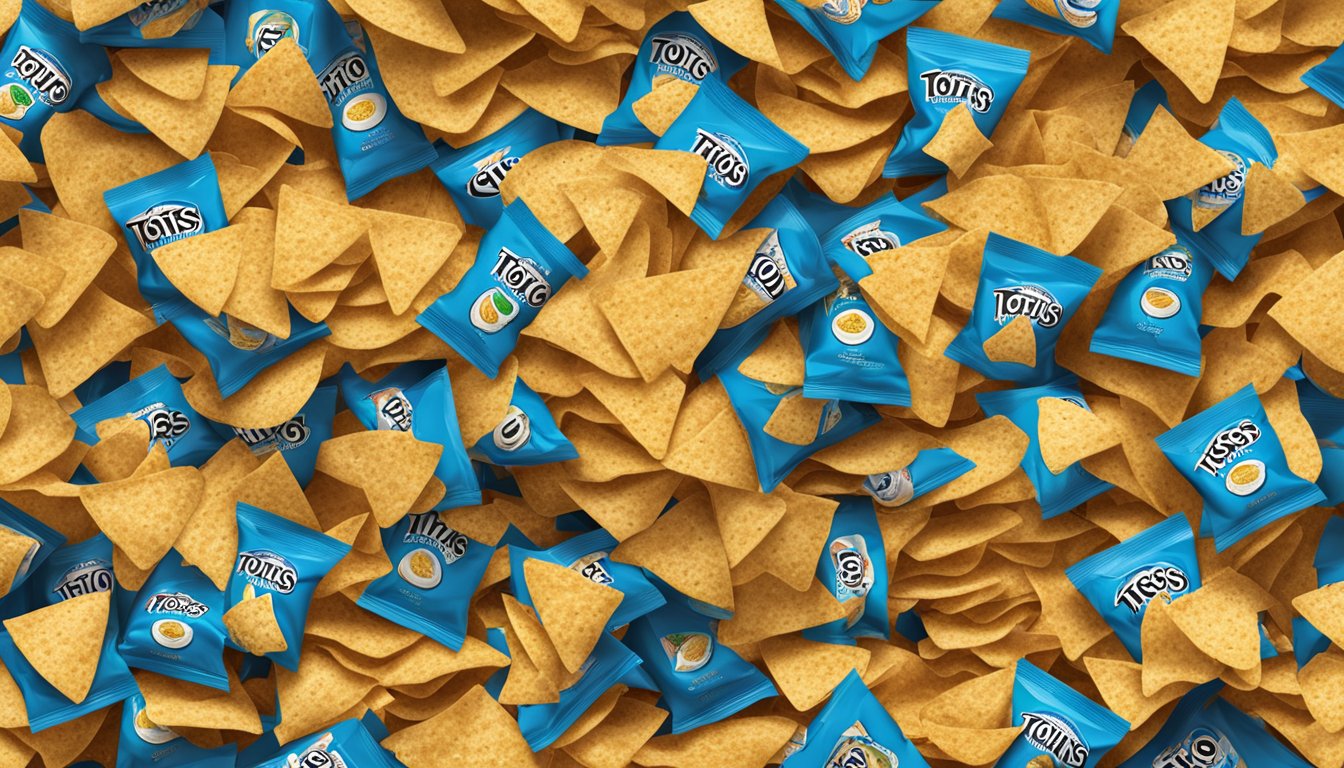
<box><xmin>397</xmin><ymin>548</ymin><xmax>442</xmax><ymax>589</ymax></box>
<box><xmin>661</xmin><ymin>631</ymin><xmax>713</xmax><ymax>672</ymax></box>
<box><xmin>470</xmin><ymin>287</ymin><xmax>519</xmax><ymax>333</ymax></box>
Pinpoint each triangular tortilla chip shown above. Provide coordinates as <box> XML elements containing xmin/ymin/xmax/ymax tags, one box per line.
<box><xmin>602</xmin><ymin>147</ymin><xmax>708</xmax><ymax>217</ymax></box>
<box><xmin>226</xmin><ymin>38</ymin><xmax>332</xmax><ymax>128</ymax></box>
<box><xmin>632</xmin><ymin>78</ymin><xmax>700</xmax><ymax>137</ymax></box>
<box><xmin>97</xmin><ymin>63</ymin><xmax>236</xmax><ymax>160</ymax></box>
<box><xmin>1167</xmin><ymin>570</ymin><xmax>1269</xmax><ymax>670</ymax></box>
<box><xmin>1028</xmin><ymin>176</ymin><xmax>1123</xmax><ymax>255</ymax></box>
<box><xmin>79</xmin><ymin>467</ymin><xmax>203</xmax><ymax>570</ymax></box>
<box><xmin>220</xmin><ymin>210</ymin><xmax>291</xmax><ymax>338</ymax></box>
<box><xmin>382</xmin><ymin>686</ymin><xmax>545</xmax><ymax>768</ymax></box>
<box><xmin>1123</xmin><ymin>109</ymin><xmax>1236</xmax><ymax>201</ymax></box>
<box><xmin>0</xmin><ymin>275</ymin><xmax>41</xmax><ymax>343</ymax></box>
<box><xmin>117</xmin><ymin>48</ymin><xmax>209</xmax><ymax>101</ymax></box>
<box><xmin>222</xmin><ymin>593</ymin><xmax>287</xmax><ymax>655</ymax></box>
<box><xmin>736</xmin><ymin>321</ymin><xmax>804</xmax><ymax>386</ymax></box>
<box><xmin>1140</xmin><ymin>594</ymin><xmax>1223</xmax><ymax>696</ymax></box>
<box><xmin>687</xmin><ymin>0</ymin><xmax>785</xmax><ymax>71</ymax></box>
<box><xmin>3</xmin><ymin>591</ymin><xmax>108</xmax><ymax>703</ymax></box>
<box><xmin>983</xmin><ymin>315</ymin><xmax>1037</xmax><ymax>365</ymax></box>
<box><xmin>314</xmin><ymin>430</ymin><xmax>441</xmax><ymax>527</ymax></box>
<box><xmin>524</xmin><ymin>558</ymin><xmax>623</xmax><ymax>674</ymax></box>
<box><xmin>20</xmin><ymin>210</ymin><xmax>117</xmax><ymax>328</ymax></box>
<box><xmin>1300</xmin><ymin>648</ymin><xmax>1344</xmax><ymax>733</ymax></box>
<box><xmin>581</xmin><ymin>370</ymin><xmax>684</xmax><ymax>460</ymax></box>
<box><xmin>497</xmin><ymin>619</ymin><xmax>559</xmax><ymax>705</ymax></box>
<box><xmin>1294</xmin><ymin>582</ymin><xmax>1344</xmax><ymax>648</ymax></box>
<box><xmin>0</xmin><ymin>129</ymin><xmax>34</xmax><ymax>183</ymax></box>
<box><xmin>344</xmin><ymin>0</ymin><xmax>463</xmax><ymax>53</ymax></box>
<box><xmin>0</xmin><ymin>526</ymin><xmax>35</xmax><ymax>597</ymax></box>
<box><xmin>234</xmin><ymin>452</ymin><xmax>321</xmax><ymax>531</ymax></box>
<box><xmin>151</xmin><ymin>223</ymin><xmax>247</xmax><ymax>316</ymax></box>
<box><xmin>1122</xmin><ymin>0</ymin><xmax>1236</xmax><ymax>103</ymax></box>
<box><xmin>760</xmin><ymin>635</ymin><xmax>871</xmax><ymax>711</ymax></box>
<box><xmin>763</xmin><ymin>391</ymin><xmax>824</xmax><ymax>446</ymax></box>
<box><xmin>557</xmin><ymin>471</ymin><xmax>681</xmax><ymax>542</ymax></box>
<box><xmin>367</xmin><ymin>209</ymin><xmax>460</xmax><ymax>315</ymax></box>
<box><xmin>924</xmin><ymin>103</ymin><xmax>991</xmax><ymax>178</ymax></box>
<box><xmin>611</xmin><ymin>494</ymin><xmax>734</xmax><ymax>611</ymax></box>
<box><xmin>272</xmin><ymin>185</ymin><xmax>368</xmax><ymax>289</ymax></box>
<box><xmin>1036</xmin><ymin>396</ymin><xmax>1120</xmax><ymax>474</ymax></box>
<box><xmin>1241</xmin><ymin>162</ymin><xmax>1306</xmax><ymax>235</ymax></box>
<box><xmin>69</xmin><ymin>0</ymin><xmax>141</xmax><ymax>29</ymax></box>
<box><xmin>175</xmin><ymin>441</ymin><xmax>259</xmax><ymax>590</ymax></box>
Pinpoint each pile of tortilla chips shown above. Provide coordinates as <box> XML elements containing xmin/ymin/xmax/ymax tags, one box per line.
<box><xmin>0</xmin><ymin>0</ymin><xmax>1342</xmax><ymax>765</ymax></box>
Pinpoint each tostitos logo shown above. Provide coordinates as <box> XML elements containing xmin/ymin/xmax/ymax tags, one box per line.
<box><xmin>649</xmin><ymin>33</ymin><xmax>717</xmax><ymax>80</ymax></box>
<box><xmin>920</xmin><ymin>69</ymin><xmax>994</xmax><ymax>113</ymax></box>
<box><xmin>691</xmin><ymin>129</ymin><xmax>749</xmax><ymax>189</ymax></box>
<box><xmin>992</xmin><ymin>285</ymin><xmax>1063</xmax><ymax>327</ymax></box>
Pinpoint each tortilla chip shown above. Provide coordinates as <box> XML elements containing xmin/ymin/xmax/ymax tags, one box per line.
<box><xmin>1123</xmin><ymin>108</ymin><xmax>1237</xmax><ymax>200</ymax></box>
<box><xmin>1122</xmin><ymin>0</ymin><xmax>1236</xmax><ymax>103</ymax></box>
<box><xmin>150</xmin><ymin>223</ymin><xmax>247</xmax><ymax>316</ymax></box>
<box><xmin>367</xmin><ymin>209</ymin><xmax>461</xmax><ymax>315</ymax></box>
<box><xmin>222</xmin><ymin>593</ymin><xmax>288</xmax><ymax>655</ymax></box>
<box><xmin>634</xmin><ymin>716</ymin><xmax>797</xmax><ymax>768</ymax></box>
<box><xmin>2</xmin><ymin>591</ymin><xmax>108</xmax><ymax>703</ymax></box>
<box><xmin>226</xmin><ymin>38</ymin><xmax>332</xmax><ymax>128</ymax></box>
<box><xmin>382</xmin><ymin>686</ymin><xmax>545</xmax><ymax>768</ymax></box>
<box><xmin>524</xmin><ymin>558</ymin><xmax>623</xmax><ymax>674</ymax></box>
<box><xmin>763</xmin><ymin>391</ymin><xmax>825</xmax><ymax>446</ymax></box>
<box><xmin>924</xmin><ymin>103</ymin><xmax>992</xmax><ymax>178</ymax></box>
<box><xmin>611</xmin><ymin>494</ymin><xmax>734</xmax><ymax>612</ymax></box>
<box><xmin>759</xmin><ymin>634</ymin><xmax>871</xmax><ymax>710</ymax></box>
<box><xmin>1036</xmin><ymin>396</ymin><xmax>1120</xmax><ymax>474</ymax></box>
<box><xmin>1241</xmin><ymin>162</ymin><xmax>1307</xmax><ymax>235</ymax></box>
<box><xmin>314</xmin><ymin>430</ymin><xmax>442</xmax><ymax>527</ymax></box>
<box><xmin>632</xmin><ymin>78</ymin><xmax>699</xmax><ymax>137</ymax></box>
<box><xmin>982</xmin><ymin>315</ymin><xmax>1037</xmax><ymax>366</ymax></box>
<box><xmin>79</xmin><ymin>466</ymin><xmax>202</xmax><ymax>570</ymax></box>
<box><xmin>116</xmin><ymin>48</ymin><xmax>208</xmax><ymax>101</ymax></box>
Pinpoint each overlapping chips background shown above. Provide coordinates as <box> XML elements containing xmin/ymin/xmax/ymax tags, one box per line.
<box><xmin>0</xmin><ymin>0</ymin><xmax>1340</xmax><ymax>766</ymax></box>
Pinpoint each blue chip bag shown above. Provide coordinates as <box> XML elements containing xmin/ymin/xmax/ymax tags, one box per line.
<box><xmin>509</xmin><ymin>529</ymin><xmax>666</xmax><ymax>631</ymax></box>
<box><xmin>821</xmin><ymin>192</ymin><xmax>947</xmax><ymax>283</ymax></box>
<box><xmin>0</xmin><ymin>184</ymin><xmax>50</xmax><ymax>236</ymax></box>
<box><xmin>470</xmin><ymin>378</ymin><xmax>576</xmax><ymax>466</ymax></box>
<box><xmin>1116</xmin><ymin>79</ymin><xmax>1169</xmax><ymax>156</ymax></box>
<box><xmin>117</xmin><ymin>551</ymin><xmax>229</xmax><ymax>690</ymax></box>
<box><xmin>72</xmin><ymin>360</ymin><xmax>131</xmax><ymax>407</ymax></box>
<box><xmin>991</xmin><ymin>0</ymin><xmax>1120</xmax><ymax>53</ymax></box>
<box><xmin>696</xmin><ymin>195</ymin><xmax>836</xmax><ymax>378</ymax></box>
<box><xmin>226</xmin><ymin>0</ymin><xmax>436</xmax><ymax>201</ymax></box>
<box><xmin>997</xmin><ymin>659</ymin><xmax>1129</xmax><ymax>768</ymax></box>
<box><xmin>803</xmin><ymin>496</ymin><xmax>889</xmax><ymax>643</ymax></box>
<box><xmin>431</xmin><ymin>109</ymin><xmax>568</xmax><ymax>229</ymax></box>
<box><xmin>801</xmin><ymin>275</ymin><xmax>911</xmax><ymax>407</ymax></box>
<box><xmin>653</xmin><ymin>76</ymin><xmax>809</xmax><ymax>238</ymax></box>
<box><xmin>1295</xmin><ymin>376</ymin><xmax>1344</xmax><ymax>506</ymax></box>
<box><xmin>417</xmin><ymin>199</ymin><xmax>588</xmax><ymax>378</ymax></box>
<box><xmin>248</xmin><ymin>716</ymin><xmax>402</xmax><ymax>768</ymax></box>
<box><xmin>718</xmin><ymin>337</ymin><xmax>880</xmax><ymax>492</ymax></box>
<box><xmin>947</xmin><ymin>233</ymin><xmax>1103</xmax><ymax>385</ymax></box>
<box><xmin>118</xmin><ymin>693</ymin><xmax>236</xmax><ymax>768</ymax></box>
<box><xmin>104</xmin><ymin>153</ymin><xmax>229</xmax><ymax>322</ymax></box>
<box><xmin>517</xmin><ymin>632</ymin><xmax>643</xmax><ymax>751</ymax></box>
<box><xmin>226</xmin><ymin>503</ymin><xmax>352</xmax><ymax>670</ymax></box>
<box><xmin>1315</xmin><ymin>515</ymin><xmax>1344</xmax><ymax>587</ymax></box>
<box><xmin>356</xmin><ymin>512</ymin><xmax>493</xmax><ymax>651</ymax></box>
<box><xmin>1165</xmin><ymin>98</ymin><xmax>1277</xmax><ymax>280</ymax></box>
<box><xmin>217</xmin><ymin>383</ymin><xmax>335</xmax><ymax>488</ymax></box>
<box><xmin>0</xmin><ymin>534</ymin><xmax>138</xmax><ymax>732</ymax></box>
<box><xmin>781</xmin><ymin>176</ymin><xmax>859</xmax><ymax>237</ymax></box>
<box><xmin>1155</xmin><ymin>384</ymin><xmax>1324</xmax><ymax>552</ymax></box>
<box><xmin>598</xmin><ymin>12</ymin><xmax>747</xmax><ymax>146</ymax></box>
<box><xmin>81</xmin><ymin>1</ymin><xmax>225</xmax><ymax>50</ymax></box>
<box><xmin>169</xmin><ymin>304</ymin><xmax>331</xmax><ymax>398</ymax></box>
<box><xmin>1302</xmin><ymin>42</ymin><xmax>1344</xmax><ymax>111</ymax></box>
<box><xmin>884</xmin><ymin>27</ymin><xmax>1031</xmax><ymax>179</ymax></box>
<box><xmin>782</xmin><ymin>669</ymin><xmax>930</xmax><ymax>768</ymax></box>
<box><xmin>72</xmin><ymin>364</ymin><xmax>224</xmax><ymax>468</ymax></box>
<box><xmin>1089</xmin><ymin>236</ymin><xmax>1214</xmax><ymax>377</ymax></box>
<box><xmin>338</xmin><ymin>363</ymin><xmax>482</xmax><ymax>510</ymax></box>
<box><xmin>0</xmin><ymin>0</ymin><xmax>116</xmax><ymax>161</ymax></box>
<box><xmin>1118</xmin><ymin>682</ymin><xmax>1313</xmax><ymax>768</ymax></box>
<box><xmin>772</xmin><ymin>0</ymin><xmax>939</xmax><ymax>81</ymax></box>
<box><xmin>0</xmin><ymin>498</ymin><xmax>64</xmax><ymax>601</ymax></box>
<box><xmin>623</xmin><ymin>584</ymin><xmax>776</xmax><ymax>733</ymax></box>
<box><xmin>1066</xmin><ymin>512</ymin><xmax>1198</xmax><ymax>662</ymax></box>
<box><xmin>977</xmin><ymin>380</ymin><xmax>1114</xmax><ymax>518</ymax></box>
<box><xmin>862</xmin><ymin>446</ymin><xmax>976</xmax><ymax>508</ymax></box>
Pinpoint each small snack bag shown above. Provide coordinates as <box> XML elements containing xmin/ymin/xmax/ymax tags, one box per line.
<box><xmin>804</xmin><ymin>496</ymin><xmax>890</xmax><ymax>643</ymax></box>
<box><xmin>357</xmin><ymin>511</ymin><xmax>492</xmax><ymax>651</ymax></box>
<box><xmin>227</xmin><ymin>0</ymin><xmax>437</xmax><ymax>200</ymax></box>
<box><xmin>782</xmin><ymin>670</ymin><xmax>930</xmax><ymax>768</ymax></box>
<box><xmin>1295</xmin><ymin>376</ymin><xmax>1344</xmax><ymax>506</ymax></box>
<box><xmin>417</xmin><ymin>200</ymin><xmax>588</xmax><ymax>378</ymax></box>
<box><xmin>697</xmin><ymin>195</ymin><xmax>836</xmax><ymax>378</ymax></box>
<box><xmin>1089</xmin><ymin>237</ymin><xmax>1213</xmax><ymax>377</ymax></box>
<box><xmin>719</xmin><ymin>334</ymin><xmax>880</xmax><ymax>492</ymax></box>
<box><xmin>992</xmin><ymin>0</ymin><xmax>1120</xmax><ymax>54</ymax></box>
<box><xmin>623</xmin><ymin>585</ymin><xmax>776</xmax><ymax>733</ymax></box>
<box><xmin>1066</xmin><ymin>513</ymin><xmax>1198</xmax><ymax>661</ymax></box>
<box><xmin>338</xmin><ymin>363</ymin><xmax>482</xmax><ymax>510</ymax></box>
<box><xmin>249</xmin><ymin>715</ymin><xmax>402</xmax><ymax>768</ymax></box>
<box><xmin>0</xmin><ymin>498</ymin><xmax>65</xmax><ymax>601</ymax></box>
<box><xmin>1155</xmin><ymin>384</ymin><xmax>1325</xmax><ymax>551</ymax></box>
<box><xmin>432</xmin><ymin>109</ymin><xmax>570</xmax><ymax>229</ymax></box>
<box><xmin>73</xmin><ymin>364</ymin><xmax>225</xmax><ymax>468</ymax></box>
<box><xmin>947</xmin><ymin>233</ymin><xmax>1102</xmax><ymax>385</ymax></box>
<box><xmin>821</xmin><ymin>193</ymin><xmax>946</xmax><ymax>283</ymax></box>
<box><xmin>169</xmin><ymin>305</ymin><xmax>331</xmax><ymax>398</ymax></box>
<box><xmin>996</xmin><ymin>659</ymin><xmax>1129</xmax><ymax>768</ymax></box>
<box><xmin>977</xmin><ymin>380</ymin><xmax>1114</xmax><ymax>518</ymax></box>
<box><xmin>225</xmin><ymin>503</ymin><xmax>351</xmax><ymax>670</ymax></box>
<box><xmin>801</xmin><ymin>274</ymin><xmax>911</xmax><ymax>407</ymax></box>
<box><xmin>118</xmin><ymin>551</ymin><xmax>229</xmax><ymax>690</ymax></box>
<box><xmin>1303</xmin><ymin>42</ymin><xmax>1344</xmax><ymax>110</ymax></box>
<box><xmin>1118</xmin><ymin>683</ymin><xmax>1313</xmax><ymax>768</ymax></box>
<box><xmin>599</xmin><ymin>12</ymin><xmax>747</xmax><ymax>146</ymax></box>
<box><xmin>1165</xmin><ymin>98</ymin><xmax>1278</xmax><ymax>280</ymax></box>
<box><xmin>0</xmin><ymin>534</ymin><xmax>138</xmax><ymax>732</ymax></box>
<box><xmin>1116</xmin><ymin>79</ymin><xmax>1169</xmax><ymax>156</ymax></box>
<box><xmin>104</xmin><ymin>154</ymin><xmax>229</xmax><ymax>322</ymax></box>
<box><xmin>117</xmin><ymin>693</ymin><xmax>236</xmax><ymax>768</ymax></box>
<box><xmin>884</xmin><ymin>27</ymin><xmax>1031</xmax><ymax>179</ymax></box>
<box><xmin>772</xmin><ymin>0</ymin><xmax>939</xmax><ymax>81</ymax></box>
<box><xmin>81</xmin><ymin>2</ymin><xmax>224</xmax><ymax>49</ymax></box>
<box><xmin>470</xmin><ymin>379</ymin><xmax>577</xmax><ymax>467</ymax></box>
<box><xmin>653</xmin><ymin>76</ymin><xmax>808</xmax><ymax>238</ymax></box>
<box><xmin>509</xmin><ymin>529</ymin><xmax>665</xmax><ymax>631</ymax></box>
<box><xmin>862</xmin><ymin>447</ymin><xmax>976</xmax><ymax>509</ymax></box>
<box><xmin>216</xmin><ymin>383</ymin><xmax>336</xmax><ymax>487</ymax></box>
